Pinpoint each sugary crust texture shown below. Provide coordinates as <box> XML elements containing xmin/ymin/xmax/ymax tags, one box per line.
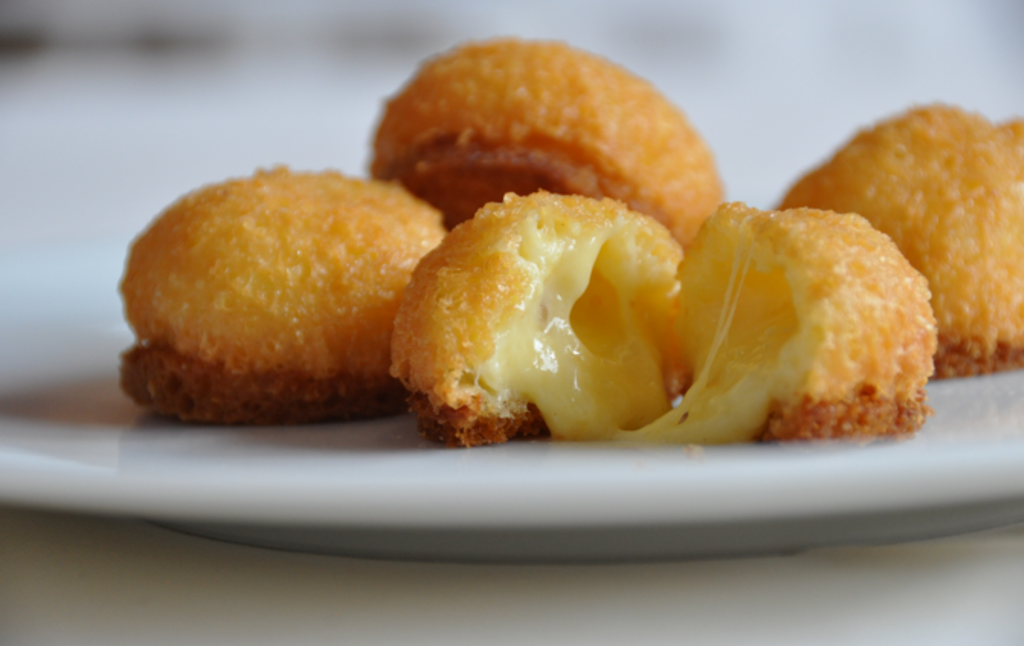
<box><xmin>780</xmin><ymin>105</ymin><xmax>1024</xmax><ymax>378</ymax></box>
<box><xmin>391</xmin><ymin>191</ymin><xmax>684</xmax><ymax>445</ymax></box>
<box><xmin>122</xmin><ymin>344</ymin><xmax>408</xmax><ymax>424</ymax></box>
<box><xmin>691</xmin><ymin>204</ymin><xmax>937</xmax><ymax>405</ymax></box>
<box><xmin>389</xmin><ymin>202</ymin><xmax>538</xmax><ymax>416</ymax></box>
<box><xmin>761</xmin><ymin>386</ymin><xmax>931</xmax><ymax>442</ymax></box>
<box><xmin>120</xmin><ymin>167</ymin><xmax>445</xmax><ymax>423</ymax></box>
<box><xmin>371</xmin><ymin>38</ymin><xmax>722</xmax><ymax>246</ymax></box>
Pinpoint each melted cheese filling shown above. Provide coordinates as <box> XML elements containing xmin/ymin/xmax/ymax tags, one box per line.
<box><xmin>623</xmin><ymin>226</ymin><xmax>801</xmax><ymax>444</ymax></box>
<box><xmin>472</xmin><ymin>211</ymin><xmax>671</xmax><ymax>440</ymax></box>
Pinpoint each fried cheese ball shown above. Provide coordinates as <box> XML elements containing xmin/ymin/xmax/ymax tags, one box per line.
<box><xmin>120</xmin><ymin>167</ymin><xmax>446</xmax><ymax>424</ymax></box>
<box><xmin>780</xmin><ymin>105</ymin><xmax>1024</xmax><ymax>378</ymax></box>
<box><xmin>390</xmin><ymin>191</ymin><xmax>686</xmax><ymax>447</ymax></box>
<box><xmin>630</xmin><ymin>203</ymin><xmax>937</xmax><ymax>444</ymax></box>
<box><xmin>371</xmin><ymin>38</ymin><xmax>722</xmax><ymax>247</ymax></box>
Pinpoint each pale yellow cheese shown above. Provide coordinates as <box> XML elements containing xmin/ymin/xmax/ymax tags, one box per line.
<box><xmin>622</xmin><ymin>220</ymin><xmax>803</xmax><ymax>444</ymax></box>
<box><xmin>471</xmin><ymin>206</ymin><xmax>672</xmax><ymax>439</ymax></box>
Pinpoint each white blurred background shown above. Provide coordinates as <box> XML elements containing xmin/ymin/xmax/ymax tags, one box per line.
<box><xmin>1</xmin><ymin>0</ymin><xmax>1022</xmax><ymax>252</ymax></box>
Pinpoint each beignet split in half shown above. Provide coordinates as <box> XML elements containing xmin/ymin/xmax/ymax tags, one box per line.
<box><xmin>392</xmin><ymin>196</ymin><xmax>937</xmax><ymax>447</ymax></box>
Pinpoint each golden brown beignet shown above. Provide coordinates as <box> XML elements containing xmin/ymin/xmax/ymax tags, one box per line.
<box><xmin>120</xmin><ymin>167</ymin><xmax>445</xmax><ymax>424</ymax></box>
<box><xmin>371</xmin><ymin>38</ymin><xmax>722</xmax><ymax>247</ymax></box>
<box><xmin>780</xmin><ymin>105</ymin><xmax>1024</xmax><ymax>378</ymax></box>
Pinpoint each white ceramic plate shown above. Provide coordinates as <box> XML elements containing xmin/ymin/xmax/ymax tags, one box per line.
<box><xmin>3</xmin><ymin>243</ymin><xmax>1024</xmax><ymax>562</ymax></box>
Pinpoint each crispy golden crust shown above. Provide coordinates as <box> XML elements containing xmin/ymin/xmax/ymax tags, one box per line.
<box><xmin>780</xmin><ymin>105</ymin><xmax>1024</xmax><ymax>378</ymax></box>
<box><xmin>120</xmin><ymin>167</ymin><xmax>445</xmax><ymax>423</ymax></box>
<box><xmin>409</xmin><ymin>392</ymin><xmax>549</xmax><ymax>448</ymax></box>
<box><xmin>761</xmin><ymin>386</ymin><xmax>931</xmax><ymax>442</ymax></box>
<box><xmin>372</xmin><ymin>38</ymin><xmax>722</xmax><ymax>245</ymax></box>
<box><xmin>121</xmin><ymin>344</ymin><xmax>409</xmax><ymax>425</ymax></box>
<box><xmin>934</xmin><ymin>335</ymin><xmax>1024</xmax><ymax>379</ymax></box>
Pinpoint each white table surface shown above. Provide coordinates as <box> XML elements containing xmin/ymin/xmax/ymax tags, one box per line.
<box><xmin>3</xmin><ymin>504</ymin><xmax>1024</xmax><ymax>646</ymax></box>
<box><xmin>2</xmin><ymin>1</ymin><xmax>1024</xmax><ymax>643</ymax></box>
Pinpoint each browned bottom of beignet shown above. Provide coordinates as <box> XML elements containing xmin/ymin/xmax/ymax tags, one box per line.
<box><xmin>121</xmin><ymin>344</ymin><xmax>408</xmax><ymax>425</ymax></box>
<box><xmin>383</xmin><ymin>138</ymin><xmax>662</xmax><ymax>230</ymax></box>
<box><xmin>932</xmin><ymin>335</ymin><xmax>1024</xmax><ymax>379</ymax></box>
<box><xmin>409</xmin><ymin>392</ymin><xmax>550</xmax><ymax>448</ymax></box>
<box><xmin>761</xmin><ymin>386</ymin><xmax>931</xmax><ymax>442</ymax></box>
<box><xmin>412</xmin><ymin>386</ymin><xmax>930</xmax><ymax>446</ymax></box>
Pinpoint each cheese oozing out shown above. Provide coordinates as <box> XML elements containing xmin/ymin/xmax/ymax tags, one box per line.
<box><xmin>622</xmin><ymin>220</ymin><xmax>803</xmax><ymax>444</ymax></box>
<box><xmin>470</xmin><ymin>209</ymin><xmax>675</xmax><ymax>440</ymax></box>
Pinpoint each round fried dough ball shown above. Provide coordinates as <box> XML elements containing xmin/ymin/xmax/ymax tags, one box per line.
<box><xmin>371</xmin><ymin>38</ymin><xmax>722</xmax><ymax>247</ymax></box>
<box><xmin>391</xmin><ymin>191</ymin><xmax>686</xmax><ymax>447</ymax></box>
<box><xmin>628</xmin><ymin>203</ymin><xmax>937</xmax><ymax>444</ymax></box>
<box><xmin>779</xmin><ymin>105</ymin><xmax>1024</xmax><ymax>379</ymax></box>
<box><xmin>120</xmin><ymin>167</ymin><xmax>446</xmax><ymax>424</ymax></box>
